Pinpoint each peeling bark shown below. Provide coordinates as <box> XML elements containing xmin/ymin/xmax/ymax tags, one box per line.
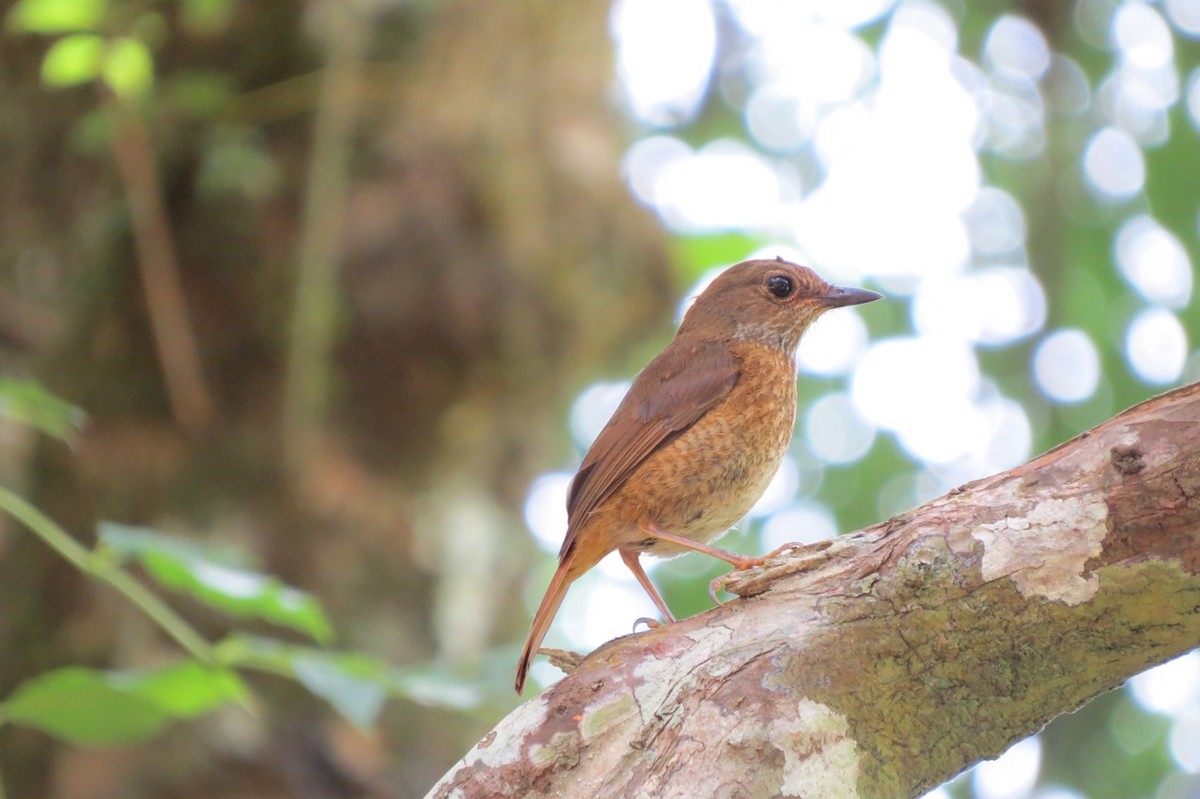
<box><xmin>430</xmin><ymin>382</ymin><xmax>1200</xmax><ymax>799</ymax></box>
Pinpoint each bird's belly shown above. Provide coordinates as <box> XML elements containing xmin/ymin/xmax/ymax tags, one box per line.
<box><xmin>602</xmin><ymin>353</ymin><xmax>797</xmax><ymax>554</ymax></box>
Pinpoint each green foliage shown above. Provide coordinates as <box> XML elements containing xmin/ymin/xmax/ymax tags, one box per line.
<box><xmin>2</xmin><ymin>668</ymin><xmax>173</xmax><ymax>746</ymax></box>
<box><xmin>7</xmin><ymin>0</ymin><xmax>107</xmax><ymax>33</ymax></box>
<box><xmin>1</xmin><ymin>662</ymin><xmax>245</xmax><ymax>746</ymax></box>
<box><xmin>127</xmin><ymin>660</ymin><xmax>249</xmax><ymax>718</ymax></box>
<box><xmin>0</xmin><ymin>379</ymin><xmax>85</xmax><ymax>440</ymax></box>
<box><xmin>0</xmin><ymin>382</ymin><xmax>455</xmax><ymax>751</ymax></box>
<box><xmin>217</xmin><ymin>635</ymin><xmax>485</xmax><ymax>728</ymax></box>
<box><xmin>99</xmin><ymin>522</ymin><xmax>334</xmax><ymax>643</ymax></box>
<box><xmin>40</xmin><ymin>33</ymin><xmax>105</xmax><ymax>86</ymax></box>
<box><xmin>10</xmin><ymin>0</ymin><xmax>156</xmax><ymax>99</ymax></box>
<box><xmin>102</xmin><ymin>37</ymin><xmax>153</xmax><ymax>98</ymax></box>
<box><xmin>218</xmin><ymin>635</ymin><xmax>391</xmax><ymax>728</ymax></box>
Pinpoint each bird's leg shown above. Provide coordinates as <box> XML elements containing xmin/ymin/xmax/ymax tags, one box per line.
<box><xmin>637</xmin><ymin>519</ymin><xmax>774</xmax><ymax>570</ymax></box>
<box><xmin>637</xmin><ymin>520</ymin><xmax>811</xmax><ymax>605</ymax></box>
<box><xmin>619</xmin><ymin>548</ymin><xmax>677</xmax><ymax>624</ymax></box>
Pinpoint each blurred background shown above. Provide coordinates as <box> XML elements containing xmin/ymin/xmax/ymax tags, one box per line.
<box><xmin>0</xmin><ymin>0</ymin><xmax>1197</xmax><ymax>797</ymax></box>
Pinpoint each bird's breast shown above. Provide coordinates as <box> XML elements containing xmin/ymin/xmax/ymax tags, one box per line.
<box><xmin>602</xmin><ymin>342</ymin><xmax>798</xmax><ymax>552</ymax></box>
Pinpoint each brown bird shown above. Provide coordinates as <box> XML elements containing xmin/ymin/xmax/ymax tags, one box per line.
<box><xmin>515</xmin><ymin>257</ymin><xmax>880</xmax><ymax>694</ymax></box>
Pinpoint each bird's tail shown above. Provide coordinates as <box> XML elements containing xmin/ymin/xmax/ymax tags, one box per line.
<box><xmin>515</xmin><ymin>547</ymin><xmax>583</xmax><ymax>695</ymax></box>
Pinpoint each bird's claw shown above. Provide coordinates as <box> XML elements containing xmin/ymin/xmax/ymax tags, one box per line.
<box><xmin>710</xmin><ymin>542</ymin><xmax>810</xmax><ymax>606</ymax></box>
<box><xmin>708</xmin><ymin>574</ymin><xmax>731</xmax><ymax>606</ymax></box>
<box><xmin>632</xmin><ymin>616</ymin><xmax>665</xmax><ymax>632</ymax></box>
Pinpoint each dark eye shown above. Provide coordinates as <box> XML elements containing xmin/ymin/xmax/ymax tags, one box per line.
<box><xmin>766</xmin><ymin>274</ymin><xmax>794</xmax><ymax>298</ymax></box>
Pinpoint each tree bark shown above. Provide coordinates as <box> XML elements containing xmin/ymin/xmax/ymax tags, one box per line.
<box><xmin>430</xmin><ymin>381</ymin><xmax>1200</xmax><ymax>799</ymax></box>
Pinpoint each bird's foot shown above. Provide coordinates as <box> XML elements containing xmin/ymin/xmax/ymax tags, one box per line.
<box><xmin>632</xmin><ymin>616</ymin><xmax>668</xmax><ymax>632</ymax></box>
<box><xmin>708</xmin><ymin>542</ymin><xmax>819</xmax><ymax>603</ymax></box>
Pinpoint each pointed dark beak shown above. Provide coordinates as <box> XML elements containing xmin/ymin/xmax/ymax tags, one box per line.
<box><xmin>820</xmin><ymin>285</ymin><xmax>883</xmax><ymax>308</ymax></box>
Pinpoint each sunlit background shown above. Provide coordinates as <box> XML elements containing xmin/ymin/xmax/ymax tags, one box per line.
<box><xmin>522</xmin><ymin>1</ymin><xmax>1200</xmax><ymax>796</ymax></box>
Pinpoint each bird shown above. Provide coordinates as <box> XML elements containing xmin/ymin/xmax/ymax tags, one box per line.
<box><xmin>515</xmin><ymin>257</ymin><xmax>880</xmax><ymax>694</ymax></box>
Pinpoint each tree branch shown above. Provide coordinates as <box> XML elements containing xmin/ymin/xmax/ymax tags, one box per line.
<box><xmin>429</xmin><ymin>381</ymin><xmax>1200</xmax><ymax>798</ymax></box>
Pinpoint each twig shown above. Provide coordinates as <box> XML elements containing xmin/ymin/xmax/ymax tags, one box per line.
<box><xmin>0</xmin><ymin>484</ymin><xmax>215</xmax><ymax>664</ymax></box>
<box><xmin>107</xmin><ymin>93</ymin><xmax>213</xmax><ymax>435</ymax></box>
<box><xmin>281</xmin><ymin>0</ymin><xmax>368</xmax><ymax>480</ymax></box>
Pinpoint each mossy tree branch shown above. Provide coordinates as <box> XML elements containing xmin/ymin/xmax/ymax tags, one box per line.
<box><xmin>430</xmin><ymin>381</ymin><xmax>1200</xmax><ymax>798</ymax></box>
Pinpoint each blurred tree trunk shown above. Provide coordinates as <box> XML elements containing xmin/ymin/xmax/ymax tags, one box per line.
<box><xmin>0</xmin><ymin>0</ymin><xmax>671</xmax><ymax>796</ymax></box>
<box><xmin>430</xmin><ymin>382</ymin><xmax>1200</xmax><ymax>798</ymax></box>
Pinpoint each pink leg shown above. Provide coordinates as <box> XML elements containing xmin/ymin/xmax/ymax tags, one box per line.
<box><xmin>619</xmin><ymin>549</ymin><xmax>677</xmax><ymax>623</ymax></box>
<box><xmin>637</xmin><ymin>519</ymin><xmax>809</xmax><ymax>606</ymax></box>
<box><xmin>637</xmin><ymin>519</ymin><xmax>787</xmax><ymax>570</ymax></box>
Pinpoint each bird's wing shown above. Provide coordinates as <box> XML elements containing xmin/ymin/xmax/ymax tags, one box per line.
<box><xmin>560</xmin><ymin>340</ymin><xmax>740</xmax><ymax>558</ymax></box>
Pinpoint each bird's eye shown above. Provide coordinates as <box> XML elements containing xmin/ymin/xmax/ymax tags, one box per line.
<box><xmin>766</xmin><ymin>274</ymin><xmax>794</xmax><ymax>298</ymax></box>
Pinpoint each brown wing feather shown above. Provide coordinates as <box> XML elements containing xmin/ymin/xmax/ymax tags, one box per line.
<box><xmin>560</xmin><ymin>341</ymin><xmax>740</xmax><ymax>557</ymax></box>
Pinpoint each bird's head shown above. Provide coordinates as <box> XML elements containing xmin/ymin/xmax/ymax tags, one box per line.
<box><xmin>677</xmin><ymin>257</ymin><xmax>881</xmax><ymax>353</ymax></box>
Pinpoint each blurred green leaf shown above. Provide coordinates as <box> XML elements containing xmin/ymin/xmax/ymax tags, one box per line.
<box><xmin>0</xmin><ymin>379</ymin><xmax>85</xmax><ymax>440</ymax></box>
<box><xmin>217</xmin><ymin>635</ymin><xmax>483</xmax><ymax>725</ymax></box>
<box><xmin>99</xmin><ymin>522</ymin><xmax>250</xmax><ymax>567</ymax></box>
<box><xmin>291</xmin><ymin>653</ymin><xmax>387</xmax><ymax>729</ymax></box>
<box><xmin>8</xmin><ymin>0</ymin><xmax>105</xmax><ymax>33</ymax></box>
<box><xmin>117</xmin><ymin>660</ymin><xmax>248</xmax><ymax>718</ymax></box>
<box><xmin>102</xmin><ymin>37</ymin><xmax>153</xmax><ymax>99</ymax></box>
<box><xmin>99</xmin><ymin>523</ymin><xmax>333</xmax><ymax>643</ymax></box>
<box><xmin>3</xmin><ymin>668</ymin><xmax>168</xmax><ymax>745</ymax></box>
<box><xmin>218</xmin><ymin>635</ymin><xmax>390</xmax><ymax>728</ymax></box>
<box><xmin>40</xmin><ymin>33</ymin><xmax>104</xmax><ymax>87</ymax></box>
<box><xmin>1</xmin><ymin>662</ymin><xmax>246</xmax><ymax>745</ymax></box>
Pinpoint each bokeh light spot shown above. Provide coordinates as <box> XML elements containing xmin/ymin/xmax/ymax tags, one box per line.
<box><xmin>1114</xmin><ymin>215</ymin><xmax>1193</xmax><ymax>309</ymax></box>
<box><xmin>623</xmin><ymin>135</ymin><xmax>691</xmax><ymax>208</ymax></box>
<box><xmin>963</xmin><ymin>187</ymin><xmax>1027</xmax><ymax>256</ymax></box>
<box><xmin>1167</xmin><ymin>0</ymin><xmax>1200</xmax><ymax>36</ymax></box>
<box><xmin>1170</xmin><ymin>709</ymin><xmax>1200</xmax><ymax>771</ymax></box>
<box><xmin>1113</xmin><ymin>2</ymin><xmax>1174</xmax><ymax>70</ymax></box>
<box><xmin>728</xmin><ymin>0</ymin><xmax>898</xmax><ymax>34</ymax></box>
<box><xmin>851</xmin><ymin>336</ymin><xmax>982</xmax><ymax>463</ymax></box>
<box><xmin>611</xmin><ymin>0</ymin><xmax>716</xmax><ymax>126</ymax></box>
<box><xmin>573</xmin><ymin>565</ymin><xmax>660</xmax><ymax>649</ymax></box>
<box><xmin>984</xmin><ymin>15</ymin><xmax>1051</xmax><ymax>81</ymax></box>
<box><xmin>1186</xmin><ymin>66</ymin><xmax>1200</xmax><ymax>131</ymax></box>
<box><xmin>1033</xmin><ymin>329</ymin><xmax>1101</xmax><ymax>403</ymax></box>
<box><xmin>970</xmin><ymin>735</ymin><xmax>1042</xmax><ymax>799</ymax></box>
<box><xmin>1083</xmin><ymin>126</ymin><xmax>1145</xmax><ymax>199</ymax></box>
<box><xmin>805</xmin><ymin>393</ymin><xmax>876</xmax><ymax>464</ymax></box>
<box><xmin>1125</xmin><ymin>308</ymin><xmax>1188</xmax><ymax>384</ymax></box>
<box><xmin>745</xmin><ymin>84</ymin><xmax>819</xmax><ymax>152</ymax></box>
<box><xmin>653</xmin><ymin>140</ymin><xmax>785</xmax><ymax>232</ymax></box>
<box><xmin>523</xmin><ymin>472</ymin><xmax>571</xmax><ymax>552</ymax></box>
<box><xmin>570</xmin><ymin>381</ymin><xmax>631</xmax><ymax>450</ymax></box>
<box><xmin>977</xmin><ymin>393</ymin><xmax>1033</xmax><ymax>471</ymax></box>
<box><xmin>796</xmin><ymin>308</ymin><xmax>870</xmax><ymax>375</ymax></box>
<box><xmin>1130</xmin><ymin>651</ymin><xmax>1200</xmax><ymax>715</ymax></box>
<box><xmin>913</xmin><ymin>267</ymin><xmax>1045</xmax><ymax>347</ymax></box>
<box><xmin>1043</xmin><ymin>55</ymin><xmax>1093</xmax><ymax>116</ymax></box>
<box><xmin>760</xmin><ymin>502</ymin><xmax>839</xmax><ymax>551</ymax></box>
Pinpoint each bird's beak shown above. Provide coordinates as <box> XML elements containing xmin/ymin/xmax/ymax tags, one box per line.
<box><xmin>819</xmin><ymin>285</ymin><xmax>882</xmax><ymax>308</ymax></box>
